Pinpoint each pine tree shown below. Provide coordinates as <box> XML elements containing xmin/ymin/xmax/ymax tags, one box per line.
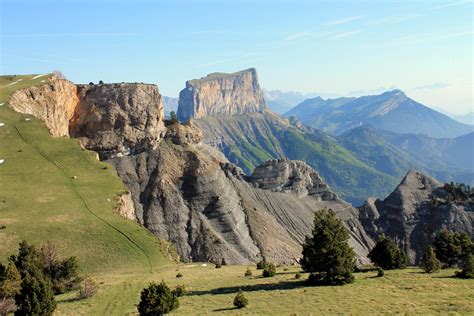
<box><xmin>420</xmin><ymin>246</ymin><xmax>441</xmax><ymax>273</ymax></box>
<box><xmin>433</xmin><ymin>230</ymin><xmax>473</xmax><ymax>268</ymax></box>
<box><xmin>233</xmin><ymin>289</ymin><xmax>248</xmax><ymax>309</ymax></box>
<box><xmin>14</xmin><ymin>264</ymin><xmax>56</xmax><ymax>316</ymax></box>
<box><xmin>368</xmin><ymin>236</ymin><xmax>407</xmax><ymax>270</ymax></box>
<box><xmin>300</xmin><ymin>209</ymin><xmax>356</xmax><ymax>285</ymax></box>
<box><xmin>137</xmin><ymin>281</ymin><xmax>179</xmax><ymax>316</ymax></box>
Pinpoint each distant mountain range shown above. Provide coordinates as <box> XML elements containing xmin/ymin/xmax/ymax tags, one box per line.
<box><xmin>453</xmin><ymin>112</ymin><xmax>474</xmax><ymax>125</ymax></box>
<box><xmin>285</xmin><ymin>90</ymin><xmax>474</xmax><ymax>138</ymax></box>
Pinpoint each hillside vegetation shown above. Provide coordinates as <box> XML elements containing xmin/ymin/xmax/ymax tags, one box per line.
<box><xmin>0</xmin><ymin>75</ymin><xmax>170</xmax><ymax>275</ymax></box>
<box><xmin>195</xmin><ymin>110</ymin><xmax>398</xmax><ymax>205</ymax></box>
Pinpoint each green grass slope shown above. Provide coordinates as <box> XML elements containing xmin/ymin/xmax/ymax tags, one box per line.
<box><xmin>57</xmin><ymin>265</ymin><xmax>474</xmax><ymax>315</ymax></box>
<box><xmin>195</xmin><ymin>110</ymin><xmax>398</xmax><ymax>205</ymax></box>
<box><xmin>0</xmin><ymin>75</ymin><xmax>170</xmax><ymax>275</ymax></box>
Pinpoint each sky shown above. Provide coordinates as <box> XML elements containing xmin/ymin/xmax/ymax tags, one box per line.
<box><xmin>1</xmin><ymin>0</ymin><xmax>473</xmax><ymax>115</ymax></box>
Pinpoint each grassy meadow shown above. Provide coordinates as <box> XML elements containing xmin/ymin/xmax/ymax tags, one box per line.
<box><xmin>56</xmin><ymin>264</ymin><xmax>473</xmax><ymax>315</ymax></box>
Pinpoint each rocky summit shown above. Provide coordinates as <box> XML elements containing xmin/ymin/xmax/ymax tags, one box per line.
<box><xmin>359</xmin><ymin>170</ymin><xmax>474</xmax><ymax>263</ymax></box>
<box><xmin>177</xmin><ymin>68</ymin><xmax>266</xmax><ymax>122</ymax></box>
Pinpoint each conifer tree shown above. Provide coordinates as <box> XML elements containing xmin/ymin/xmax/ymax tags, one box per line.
<box><xmin>368</xmin><ymin>236</ymin><xmax>408</xmax><ymax>270</ymax></box>
<box><xmin>420</xmin><ymin>246</ymin><xmax>441</xmax><ymax>273</ymax></box>
<box><xmin>301</xmin><ymin>209</ymin><xmax>356</xmax><ymax>285</ymax></box>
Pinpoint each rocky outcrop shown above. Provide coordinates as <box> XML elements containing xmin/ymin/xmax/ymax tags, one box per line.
<box><xmin>177</xmin><ymin>68</ymin><xmax>266</xmax><ymax>122</ymax></box>
<box><xmin>358</xmin><ymin>170</ymin><xmax>474</xmax><ymax>263</ymax></box>
<box><xmin>70</xmin><ymin>83</ymin><xmax>166</xmax><ymax>159</ymax></box>
<box><xmin>107</xmin><ymin>127</ymin><xmax>373</xmax><ymax>264</ymax></box>
<box><xmin>250</xmin><ymin>159</ymin><xmax>338</xmax><ymax>199</ymax></box>
<box><xmin>9</xmin><ymin>75</ymin><xmax>79</xmax><ymax>137</ymax></box>
<box><xmin>115</xmin><ymin>191</ymin><xmax>136</xmax><ymax>221</ymax></box>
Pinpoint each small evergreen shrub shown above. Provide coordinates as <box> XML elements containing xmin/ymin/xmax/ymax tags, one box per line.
<box><xmin>420</xmin><ymin>246</ymin><xmax>441</xmax><ymax>273</ymax></box>
<box><xmin>256</xmin><ymin>260</ymin><xmax>266</xmax><ymax>270</ymax></box>
<box><xmin>262</xmin><ymin>263</ymin><xmax>276</xmax><ymax>277</ymax></box>
<box><xmin>295</xmin><ymin>272</ymin><xmax>302</xmax><ymax>279</ymax></box>
<box><xmin>233</xmin><ymin>290</ymin><xmax>248</xmax><ymax>309</ymax></box>
<box><xmin>215</xmin><ymin>262</ymin><xmax>222</xmax><ymax>269</ymax></box>
<box><xmin>176</xmin><ymin>272</ymin><xmax>183</xmax><ymax>278</ymax></box>
<box><xmin>455</xmin><ymin>254</ymin><xmax>474</xmax><ymax>279</ymax></box>
<box><xmin>377</xmin><ymin>268</ymin><xmax>384</xmax><ymax>277</ymax></box>
<box><xmin>138</xmin><ymin>281</ymin><xmax>179</xmax><ymax>316</ymax></box>
<box><xmin>172</xmin><ymin>284</ymin><xmax>186</xmax><ymax>297</ymax></box>
<box><xmin>244</xmin><ymin>267</ymin><xmax>252</xmax><ymax>277</ymax></box>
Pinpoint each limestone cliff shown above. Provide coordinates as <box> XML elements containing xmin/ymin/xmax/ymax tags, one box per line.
<box><xmin>9</xmin><ymin>75</ymin><xmax>79</xmax><ymax>137</ymax></box>
<box><xmin>358</xmin><ymin>170</ymin><xmax>474</xmax><ymax>263</ymax></box>
<box><xmin>70</xmin><ymin>83</ymin><xmax>166</xmax><ymax>159</ymax></box>
<box><xmin>177</xmin><ymin>68</ymin><xmax>266</xmax><ymax>122</ymax></box>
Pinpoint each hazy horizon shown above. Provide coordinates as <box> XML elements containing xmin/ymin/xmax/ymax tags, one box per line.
<box><xmin>1</xmin><ymin>0</ymin><xmax>473</xmax><ymax>115</ymax></box>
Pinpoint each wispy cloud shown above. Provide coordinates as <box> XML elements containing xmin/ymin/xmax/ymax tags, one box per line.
<box><xmin>330</xmin><ymin>29</ymin><xmax>361</xmax><ymax>39</ymax></box>
<box><xmin>283</xmin><ymin>31</ymin><xmax>327</xmax><ymax>42</ymax></box>
<box><xmin>429</xmin><ymin>0</ymin><xmax>472</xmax><ymax>11</ymax></box>
<box><xmin>325</xmin><ymin>15</ymin><xmax>365</xmax><ymax>26</ymax></box>
<box><xmin>370</xmin><ymin>14</ymin><xmax>419</xmax><ymax>25</ymax></box>
<box><xmin>413</xmin><ymin>83</ymin><xmax>452</xmax><ymax>90</ymax></box>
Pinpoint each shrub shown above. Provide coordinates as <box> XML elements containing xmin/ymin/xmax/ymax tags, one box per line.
<box><xmin>78</xmin><ymin>277</ymin><xmax>98</xmax><ymax>300</ymax></box>
<box><xmin>262</xmin><ymin>263</ymin><xmax>276</xmax><ymax>277</ymax></box>
<box><xmin>295</xmin><ymin>272</ymin><xmax>302</xmax><ymax>279</ymax></box>
<box><xmin>99</xmin><ymin>80</ymin><xmax>104</xmax><ymax>84</ymax></box>
<box><xmin>0</xmin><ymin>261</ymin><xmax>21</xmax><ymax>298</ymax></box>
<box><xmin>244</xmin><ymin>267</ymin><xmax>252</xmax><ymax>277</ymax></box>
<box><xmin>455</xmin><ymin>254</ymin><xmax>473</xmax><ymax>279</ymax></box>
<box><xmin>301</xmin><ymin>209</ymin><xmax>356</xmax><ymax>285</ymax></box>
<box><xmin>432</xmin><ymin>230</ymin><xmax>473</xmax><ymax>268</ymax></box>
<box><xmin>420</xmin><ymin>246</ymin><xmax>441</xmax><ymax>273</ymax></box>
<box><xmin>172</xmin><ymin>284</ymin><xmax>186</xmax><ymax>297</ymax></box>
<box><xmin>176</xmin><ymin>272</ymin><xmax>183</xmax><ymax>278</ymax></box>
<box><xmin>368</xmin><ymin>236</ymin><xmax>408</xmax><ymax>270</ymax></box>
<box><xmin>0</xmin><ymin>298</ymin><xmax>16</xmax><ymax>316</ymax></box>
<box><xmin>215</xmin><ymin>262</ymin><xmax>222</xmax><ymax>269</ymax></box>
<box><xmin>169</xmin><ymin>111</ymin><xmax>179</xmax><ymax>125</ymax></box>
<box><xmin>256</xmin><ymin>260</ymin><xmax>266</xmax><ymax>270</ymax></box>
<box><xmin>137</xmin><ymin>281</ymin><xmax>179</xmax><ymax>316</ymax></box>
<box><xmin>233</xmin><ymin>290</ymin><xmax>248</xmax><ymax>309</ymax></box>
<box><xmin>377</xmin><ymin>268</ymin><xmax>384</xmax><ymax>277</ymax></box>
<box><xmin>221</xmin><ymin>258</ymin><xmax>227</xmax><ymax>266</ymax></box>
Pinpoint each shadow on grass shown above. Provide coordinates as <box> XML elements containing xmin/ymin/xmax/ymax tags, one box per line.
<box><xmin>188</xmin><ymin>280</ymin><xmax>307</xmax><ymax>296</ymax></box>
<box><xmin>213</xmin><ymin>307</ymin><xmax>239</xmax><ymax>312</ymax></box>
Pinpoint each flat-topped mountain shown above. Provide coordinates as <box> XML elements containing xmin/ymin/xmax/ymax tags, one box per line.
<box><xmin>177</xmin><ymin>68</ymin><xmax>266</xmax><ymax>122</ymax></box>
<box><xmin>286</xmin><ymin>90</ymin><xmax>474</xmax><ymax>138</ymax></box>
<box><xmin>359</xmin><ymin>170</ymin><xmax>474</xmax><ymax>263</ymax></box>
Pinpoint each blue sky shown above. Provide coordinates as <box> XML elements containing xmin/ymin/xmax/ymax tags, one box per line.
<box><xmin>1</xmin><ymin>0</ymin><xmax>472</xmax><ymax>114</ymax></box>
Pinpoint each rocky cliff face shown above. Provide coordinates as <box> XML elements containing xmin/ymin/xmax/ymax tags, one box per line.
<box><xmin>250</xmin><ymin>159</ymin><xmax>338</xmax><ymax>200</ymax></box>
<box><xmin>108</xmin><ymin>132</ymin><xmax>373</xmax><ymax>264</ymax></box>
<box><xmin>359</xmin><ymin>170</ymin><xmax>474</xmax><ymax>263</ymax></box>
<box><xmin>177</xmin><ymin>68</ymin><xmax>266</xmax><ymax>122</ymax></box>
<box><xmin>70</xmin><ymin>83</ymin><xmax>166</xmax><ymax>159</ymax></box>
<box><xmin>9</xmin><ymin>75</ymin><xmax>79</xmax><ymax>137</ymax></box>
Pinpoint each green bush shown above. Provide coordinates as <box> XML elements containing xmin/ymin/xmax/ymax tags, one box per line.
<box><xmin>301</xmin><ymin>209</ymin><xmax>356</xmax><ymax>285</ymax></box>
<box><xmin>137</xmin><ymin>281</ymin><xmax>179</xmax><ymax>316</ymax></box>
<box><xmin>455</xmin><ymin>254</ymin><xmax>473</xmax><ymax>279</ymax></box>
<box><xmin>256</xmin><ymin>260</ymin><xmax>266</xmax><ymax>270</ymax></box>
<box><xmin>0</xmin><ymin>261</ymin><xmax>21</xmax><ymax>298</ymax></box>
<box><xmin>233</xmin><ymin>289</ymin><xmax>248</xmax><ymax>309</ymax></box>
<box><xmin>368</xmin><ymin>236</ymin><xmax>407</xmax><ymax>270</ymax></box>
<box><xmin>176</xmin><ymin>272</ymin><xmax>183</xmax><ymax>278</ymax></box>
<box><xmin>262</xmin><ymin>263</ymin><xmax>276</xmax><ymax>278</ymax></box>
<box><xmin>215</xmin><ymin>262</ymin><xmax>222</xmax><ymax>269</ymax></box>
<box><xmin>420</xmin><ymin>246</ymin><xmax>441</xmax><ymax>273</ymax></box>
<box><xmin>244</xmin><ymin>267</ymin><xmax>252</xmax><ymax>277</ymax></box>
<box><xmin>172</xmin><ymin>284</ymin><xmax>187</xmax><ymax>297</ymax></box>
<box><xmin>295</xmin><ymin>272</ymin><xmax>302</xmax><ymax>279</ymax></box>
<box><xmin>377</xmin><ymin>268</ymin><xmax>384</xmax><ymax>277</ymax></box>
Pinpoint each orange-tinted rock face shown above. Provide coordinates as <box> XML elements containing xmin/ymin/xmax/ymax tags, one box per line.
<box><xmin>9</xmin><ymin>76</ymin><xmax>79</xmax><ymax>137</ymax></box>
<box><xmin>177</xmin><ymin>68</ymin><xmax>266</xmax><ymax>122</ymax></box>
<box><xmin>70</xmin><ymin>83</ymin><xmax>166</xmax><ymax>159</ymax></box>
